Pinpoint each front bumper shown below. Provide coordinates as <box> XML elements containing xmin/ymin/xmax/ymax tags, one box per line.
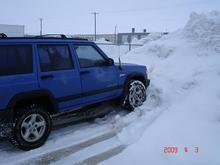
<box><xmin>0</xmin><ymin>109</ymin><xmax>14</xmax><ymax>137</ymax></box>
<box><xmin>0</xmin><ymin>108</ymin><xmax>13</xmax><ymax>123</ymax></box>
<box><xmin>145</xmin><ymin>79</ymin><xmax>150</xmax><ymax>88</ymax></box>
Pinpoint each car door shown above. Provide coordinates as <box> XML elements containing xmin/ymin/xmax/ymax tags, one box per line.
<box><xmin>37</xmin><ymin>43</ymin><xmax>82</xmax><ymax>111</ymax></box>
<box><xmin>73</xmin><ymin>44</ymin><xmax>119</xmax><ymax>104</ymax></box>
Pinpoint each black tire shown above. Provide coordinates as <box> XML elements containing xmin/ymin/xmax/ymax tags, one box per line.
<box><xmin>121</xmin><ymin>80</ymin><xmax>146</xmax><ymax>111</ymax></box>
<box><xmin>9</xmin><ymin>105</ymin><xmax>51</xmax><ymax>151</ymax></box>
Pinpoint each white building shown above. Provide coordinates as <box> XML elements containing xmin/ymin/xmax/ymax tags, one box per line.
<box><xmin>0</xmin><ymin>24</ymin><xmax>25</xmax><ymax>37</ymax></box>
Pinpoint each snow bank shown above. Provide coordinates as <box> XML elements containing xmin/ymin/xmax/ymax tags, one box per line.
<box><xmin>101</xmin><ymin>11</ymin><xmax>220</xmax><ymax>165</ymax></box>
<box><xmin>183</xmin><ymin>11</ymin><xmax>220</xmax><ymax>52</ymax></box>
<box><xmin>132</xmin><ymin>32</ymin><xmax>164</xmax><ymax>45</ymax></box>
<box><xmin>96</xmin><ymin>38</ymin><xmax>112</xmax><ymax>44</ymax></box>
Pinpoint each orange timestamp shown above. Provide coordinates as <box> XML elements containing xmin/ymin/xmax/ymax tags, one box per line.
<box><xmin>164</xmin><ymin>146</ymin><xmax>199</xmax><ymax>154</ymax></box>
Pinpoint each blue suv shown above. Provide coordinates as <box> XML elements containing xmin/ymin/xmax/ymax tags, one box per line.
<box><xmin>0</xmin><ymin>34</ymin><xmax>150</xmax><ymax>150</ymax></box>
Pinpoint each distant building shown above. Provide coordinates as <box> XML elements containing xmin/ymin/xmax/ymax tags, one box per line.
<box><xmin>74</xmin><ymin>33</ymin><xmax>115</xmax><ymax>43</ymax></box>
<box><xmin>0</xmin><ymin>24</ymin><xmax>25</xmax><ymax>37</ymax></box>
<box><xmin>117</xmin><ymin>28</ymin><xmax>150</xmax><ymax>44</ymax></box>
<box><xmin>74</xmin><ymin>28</ymin><xmax>160</xmax><ymax>44</ymax></box>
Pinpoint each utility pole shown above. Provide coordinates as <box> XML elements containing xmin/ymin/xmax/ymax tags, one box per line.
<box><xmin>114</xmin><ymin>25</ymin><xmax>117</xmax><ymax>44</ymax></box>
<box><xmin>91</xmin><ymin>12</ymin><xmax>99</xmax><ymax>41</ymax></box>
<box><xmin>40</xmin><ymin>18</ymin><xmax>43</xmax><ymax>36</ymax></box>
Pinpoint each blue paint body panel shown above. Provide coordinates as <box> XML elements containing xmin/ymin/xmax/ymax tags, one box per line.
<box><xmin>0</xmin><ymin>38</ymin><xmax>149</xmax><ymax>115</ymax></box>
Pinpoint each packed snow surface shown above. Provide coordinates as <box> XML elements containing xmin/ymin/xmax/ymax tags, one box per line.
<box><xmin>101</xmin><ymin>11</ymin><xmax>220</xmax><ymax>165</ymax></box>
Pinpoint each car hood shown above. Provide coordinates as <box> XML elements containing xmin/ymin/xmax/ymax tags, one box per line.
<box><xmin>114</xmin><ymin>62</ymin><xmax>147</xmax><ymax>73</ymax></box>
<box><xmin>115</xmin><ymin>62</ymin><xmax>141</xmax><ymax>66</ymax></box>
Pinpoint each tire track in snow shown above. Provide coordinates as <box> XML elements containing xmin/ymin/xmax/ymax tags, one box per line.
<box><xmin>76</xmin><ymin>145</ymin><xmax>126</xmax><ymax>165</ymax></box>
<box><xmin>19</xmin><ymin>131</ymin><xmax>117</xmax><ymax>165</ymax></box>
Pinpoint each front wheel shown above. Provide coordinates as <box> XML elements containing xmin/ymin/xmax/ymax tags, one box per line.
<box><xmin>9</xmin><ymin>105</ymin><xmax>51</xmax><ymax>150</ymax></box>
<box><xmin>122</xmin><ymin>80</ymin><xmax>146</xmax><ymax>111</ymax></box>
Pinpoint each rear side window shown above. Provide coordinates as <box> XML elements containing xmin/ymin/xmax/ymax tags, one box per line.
<box><xmin>38</xmin><ymin>45</ymin><xmax>73</xmax><ymax>72</ymax></box>
<box><xmin>0</xmin><ymin>45</ymin><xmax>33</xmax><ymax>76</ymax></box>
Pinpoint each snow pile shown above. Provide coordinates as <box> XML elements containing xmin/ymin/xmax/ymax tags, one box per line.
<box><xmin>96</xmin><ymin>38</ymin><xmax>112</xmax><ymax>44</ymax></box>
<box><xmin>183</xmin><ymin>11</ymin><xmax>220</xmax><ymax>52</ymax></box>
<box><xmin>101</xmin><ymin>11</ymin><xmax>220</xmax><ymax>165</ymax></box>
<box><xmin>97</xmin><ymin>34</ymin><xmax>165</xmax><ymax>60</ymax></box>
<box><xmin>132</xmin><ymin>32</ymin><xmax>164</xmax><ymax>45</ymax></box>
<box><xmin>97</xmin><ymin>44</ymin><xmax>121</xmax><ymax>60</ymax></box>
<box><xmin>131</xmin><ymin>37</ymin><xmax>139</xmax><ymax>44</ymax></box>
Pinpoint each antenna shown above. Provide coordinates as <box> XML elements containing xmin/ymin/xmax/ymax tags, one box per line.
<box><xmin>118</xmin><ymin>46</ymin><xmax>122</xmax><ymax>70</ymax></box>
<box><xmin>118</xmin><ymin>56</ymin><xmax>122</xmax><ymax>70</ymax></box>
<box><xmin>40</xmin><ymin>18</ymin><xmax>43</xmax><ymax>35</ymax></box>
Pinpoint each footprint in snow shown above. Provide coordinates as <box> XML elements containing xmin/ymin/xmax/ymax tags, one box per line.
<box><xmin>182</xmin><ymin>80</ymin><xmax>197</xmax><ymax>90</ymax></box>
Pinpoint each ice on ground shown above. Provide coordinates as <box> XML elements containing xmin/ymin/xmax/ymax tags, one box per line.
<box><xmin>101</xmin><ymin>11</ymin><xmax>220</xmax><ymax>165</ymax></box>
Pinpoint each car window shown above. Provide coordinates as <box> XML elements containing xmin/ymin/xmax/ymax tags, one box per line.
<box><xmin>74</xmin><ymin>45</ymin><xmax>106</xmax><ymax>68</ymax></box>
<box><xmin>38</xmin><ymin>45</ymin><xmax>73</xmax><ymax>72</ymax></box>
<box><xmin>0</xmin><ymin>45</ymin><xmax>33</xmax><ymax>76</ymax></box>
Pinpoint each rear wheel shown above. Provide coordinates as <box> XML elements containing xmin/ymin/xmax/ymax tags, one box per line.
<box><xmin>121</xmin><ymin>80</ymin><xmax>146</xmax><ymax>111</ymax></box>
<box><xmin>9</xmin><ymin>105</ymin><xmax>51</xmax><ymax>150</ymax></box>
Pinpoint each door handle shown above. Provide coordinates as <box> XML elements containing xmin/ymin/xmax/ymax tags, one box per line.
<box><xmin>80</xmin><ymin>70</ymin><xmax>90</xmax><ymax>75</ymax></box>
<box><xmin>41</xmin><ymin>74</ymin><xmax>54</xmax><ymax>80</ymax></box>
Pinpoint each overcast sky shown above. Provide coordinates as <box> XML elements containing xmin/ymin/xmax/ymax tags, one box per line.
<box><xmin>0</xmin><ymin>0</ymin><xmax>219</xmax><ymax>35</ymax></box>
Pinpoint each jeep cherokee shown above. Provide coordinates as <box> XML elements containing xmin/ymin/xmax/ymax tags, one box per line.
<box><xmin>0</xmin><ymin>34</ymin><xmax>150</xmax><ymax>150</ymax></box>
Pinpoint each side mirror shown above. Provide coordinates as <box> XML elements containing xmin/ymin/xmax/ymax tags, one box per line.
<box><xmin>107</xmin><ymin>58</ymin><xmax>114</xmax><ymax>66</ymax></box>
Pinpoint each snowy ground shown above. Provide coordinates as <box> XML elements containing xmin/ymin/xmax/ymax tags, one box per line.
<box><xmin>2</xmin><ymin>11</ymin><xmax>220</xmax><ymax>165</ymax></box>
<box><xmin>0</xmin><ymin>90</ymin><xmax>161</xmax><ymax>165</ymax></box>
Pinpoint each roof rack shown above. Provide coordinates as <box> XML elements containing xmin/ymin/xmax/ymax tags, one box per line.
<box><xmin>36</xmin><ymin>34</ymin><xmax>67</xmax><ymax>38</ymax></box>
<box><xmin>0</xmin><ymin>33</ymin><xmax>88</xmax><ymax>41</ymax></box>
<box><xmin>0</xmin><ymin>33</ymin><xmax>7</xmax><ymax>38</ymax></box>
